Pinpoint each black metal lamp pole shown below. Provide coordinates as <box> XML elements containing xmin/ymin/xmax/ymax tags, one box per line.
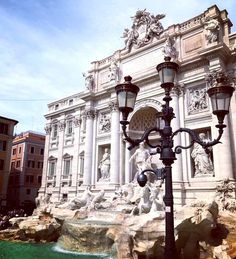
<box><xmin>115</xmin><ymin>57</ymin><xmax>235</xmax><ymax>259</ymax></box>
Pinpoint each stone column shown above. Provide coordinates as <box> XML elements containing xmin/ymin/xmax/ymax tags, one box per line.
<box><xmin>56</xmin><ymin>119</ymin><xmax>66</xmax><ymax>200</ymax></box>
<box><xmin>71</xmin><ymin>114</ymin><xmax>81</xmax><ymax>189</ymax></box>
<box><xmin>91</xmin><ymin>111</ymin><xmax>98</xmax><ymax>187</ymax></box>
<box><xmin>83</xmin><ymin>109</ymin><xmax>95</xmax><ymax>186</ymax></box>
<box><xmin>178</xmin><ymin>85</ymin><xmax>189</xmax><ymax>183</ymax></box>
<box><xmin>212</xmin><ymin>116</ymin><xmax>233</xmax><ymax>179</ymax></box>
<box><xmin>109</xmin><ymin>101</ymin><xmax>120</xmax><ymax>186</ymax></box>
<box><xmin>125</xmin><ymin>142</ymin><xmax>132</xmax><ymax>184</ymax></box>
<box><xmin>120</xmin><ymin>139</ymin><xmax>126</xmax><ymax>185</ymax></box>
<box><xmin>171</xmin><ymin>86</ymin><xmax>183</xmax><ymax>182</ymax></box>
<box><xmin>38</xmin><ymin>123</ymin><xmax>51</xmax><ymax>196</ymax></box>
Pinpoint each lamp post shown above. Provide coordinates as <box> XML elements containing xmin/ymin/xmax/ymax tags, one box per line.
<box><xmin>115</xmin><ymin>57</ymin><xmax>235</xmax><ymax>259</ymax></box>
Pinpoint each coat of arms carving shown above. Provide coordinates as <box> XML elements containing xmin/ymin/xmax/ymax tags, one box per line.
<box><xmin>122</xmin><ymin>9</ymin><xmax>165</xmax><ymax>52</ymax></box>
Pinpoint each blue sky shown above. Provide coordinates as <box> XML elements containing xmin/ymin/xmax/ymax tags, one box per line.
<box><xmin>0</xmin><ymin>0</ymin><xmax>235</xmax><ymax>134</ymax></box>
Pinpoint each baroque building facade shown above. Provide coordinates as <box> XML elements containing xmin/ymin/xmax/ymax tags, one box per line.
<box><xmin>38</xmin><ymin>5</ymin><xmax>236</xmax><ymax>205</ymax></box>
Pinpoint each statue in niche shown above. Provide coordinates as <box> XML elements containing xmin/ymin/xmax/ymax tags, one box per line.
<box><xmin>99</xmin><ymin>114</ymin><xmax>111</xmax><ymax>133</ymax></box>
<box><xmin>82</xmin><ymin>72</ymin><xmax>95</xmax><ymax>91</ymax></box>
<box><xmin>129</xmin><ymin>142</ymin><xmax>153</xmax><ymax>182</ymax></box>
<box><xmin>188</xmin><ymin>88</ymin><xmax>207</xmax><ymax>113</ymax></box>
<box><xmin>191</xmin><ymin>133</ymin><xmax>214</xmax><ymax>176</ymax></box>
<box><xmin>108</xmin><ymin>59</ymin><xmax>120</xmax><ymax>82</ymax></box>
<box><xmin>98</xmin><ymin>148</ymin><xmax>110</xmax><ymax>181</ymax></box>
<box><xmin>202</xmin><ymin>16</ymin><xmax>220</xmax><ymax>44</ymax></box>
<box><xmin>162</xmin><ymin>36</ymin><xmax>178</xmax><ymax>61</ymax></box>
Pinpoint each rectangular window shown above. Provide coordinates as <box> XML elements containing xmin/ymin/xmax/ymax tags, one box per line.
<box><xmin>40</xmin><ymin>148</ymin><xmax>44</xmax><ymax>155</ymax></box>
<box><xmin>0</xmin><ymin>123</ymin><xmax>8</xmax><ymax>135</ymax></box>
<box><xmin>0</xmin><ymin>159</ymin><xmax>4</xmax><ymax>170</ymax></box>
<box><xmin>67</xmin><ymin>120</ymin><xmax>73</xmax><ymax>135</ymax></box>
<box><xmin>16</xmin><ymin>160</ymin><xmax>20</xmax><ymax>168</ymax></box>
<box><xmin>63</xmin><ymin>160</ymin><xmax>71</xmax><ymax>176</ymax></box>
<box><xmin>28</xmin><ymin>160</ymin><xmax>34</xmax><ymax>168</ymax></box>
<box><xmin>12</xmin><ymin>148</ymin><xmax>16</xmax><ymax>155</ymax></box>
<box><xmin>52</xmin><ymin>124</ymin><xmax>58</xmax><ymax>138</ymax></box>
<box><xmin>48</xmin><ymin>161</ymin><xmax>56</xmax><ymax>176</ymax></box>
<box><xmin>0</xmin><ymin>140</ymin><xmax>7</xmax><ymax>151</ymax></box>
<box><xmin>19</xmin><ymin>147</ymin><xmax>22</xmax><ymax>154</ymax></box>
<box><xmin>11</xmin><ymin>161</ymin><xmax>15</xmax><ymax>170</ymax></box>
<box><xmin>30</xmin><ymin>146</ymin><xmax>35</xmax><ymax>154</ymax></box>
<box><xmin>37</xmin><ymin>175</ymin><xmax>42</xmax><ymax>184</ymax></box>
<box><xmin>26</xmin><ymin>189</ymin><xmax>31</xmax><ymax>195</ymax></box>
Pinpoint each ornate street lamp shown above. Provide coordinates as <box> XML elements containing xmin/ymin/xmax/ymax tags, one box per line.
<box><xmin>115</xmin><ymin>57</ymin><xmax>235</xmax><ymax>259</ymax></box>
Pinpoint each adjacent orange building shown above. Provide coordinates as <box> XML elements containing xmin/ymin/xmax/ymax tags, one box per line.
<box><xmin>7</xmin><ymin>131</ymin><xmax>45</xmax><ymax>213</ymax></box>
<box><xmin>0</xmin><ymin>116</ymin><xmax>18</xmax><ymax>209</ymax></box>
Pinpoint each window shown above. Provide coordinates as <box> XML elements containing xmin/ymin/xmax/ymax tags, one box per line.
<box><xmin>40</xmin><ymin>148</ymin><xmax>44</xmax><ymax>155</ymax></box>
<box><xmin>0</xmin><ymin>123</ymin><xmax>8</xmax><ymax>135</ymax></box>
<box><xmin>30</xmin><ymin>146</ymin><xmax>35</xmax><ymax>154</ymax></box>
<box><xmin>12</xmin><ymin>148</ymin><xmax>16</xmax><ymax>155</ymax></box>
<box><xmin>67</xmin><ymin>120</ymin><xmax>73</xmax><ymax>135</ymax></box>
<box><xmin>79</xmin><ymin>152</ymin><xmax>84</xmax><ymax>177</ymax></box>
<box><xmin>0</xmin><ymin>159</ymin><xmax>4</xmax><ymax>170</ymax></box>
<box><xmin>26</xmin><ymin>189</ymin><xmax>31</xmax><ymax>195</ymax></box>
<box><xmin>69</xmin><ymin>99</ymin><xmax>73</xmax><ymax>106</ymax></box>
<box><xmin>55</xmin><ymin>104</ymin><xmax>59</xmax><ymax>110</ymax></box>
<box><xmin>19</xmin><ymin>147</ymin><xmax>22</xmax><ymax>154</ymax></box>
<box><xmin>48</xmin><ymin>161</ymin><xmax>56</xmax><ymax>177</ymax></box>
<box><xmin>16</xmin><ymin>160</ymin><xmax>21</xmax><ymax>168</ymax></box>
<box><xmin>38</xmin><ymin>161</ymin><xmax>43</xmax><ymax>168</ymax></box>
<box><xmin>63</xmin><ymin>159</ymin><xmax>71</xmax><ymax>176</ymax></box>
<box><xmin>11</xmin><ymin>161</ymin><xmax>15</xmax><ymax>170</ymax></box>
<box><xmin>37</xmin><ymin>175</ymin><xmax>42</xmax><ymax>184</ymax></box>
<box><xmin>26</xmin><ymin>175</ymin><xmax>34</xmax><ymax>183</ymax></box>
<box><xmin>52</xmin><ymin>124</ymin><xmax>58</xmax><ymax>138</ymax></box>
<box><xmin>27</xmin><ymin>160</ymin><xmax>35</xmax><ymax>168</ymax></box>
<box><xmin>0</xmin><ymin>140</ymin><xmax>6</xmax><ymax>151</ymax></box>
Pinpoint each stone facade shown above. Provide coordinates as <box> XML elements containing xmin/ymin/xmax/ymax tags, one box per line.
<box><xmin>38</xmin><ymin>5</ymin><xmax>236</xmax><ymax>205</ymax></box>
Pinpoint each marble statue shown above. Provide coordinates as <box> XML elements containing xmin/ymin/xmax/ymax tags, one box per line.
<box><xmin>88</xmin><ymin>189</ymin><xmax>106</xmax><ymax>210</ymax></box>
<box><xmin>58</xmin><ymin>186</ymin><xmax>93</xmax><ymax>210</ymax></box>
<box><xmin>129</xmin><ymin>142</ymin><xmax>153</xmax><ymax>182</ymax></box>
<box><xmin>108</xmin><ymin>60</ymin><xmax>119</xmax><ymax>82</ymax></box>
<box><xmin>149</xmin><ymin>184</ymin><xmax>164</xmax><ymax>214</ymax></box>
<box><xmin>162</xmin><ymin>36</ymin><xmax>178</xmax><ymax>61</ymax></box>
<box><xmin>82</xmin><ymin>72</ymin><xmax>95</xmax><ymax>91</ymax></box>
<box><xmin>202</xmin><ymin>16</ymin><xmax>220</xmax><ymax>44</ymax></box>
<box><xmin>191</xmin><ymin>133</ymin><xmax>214</xmax><ymax>176</ymax></box>
<box><xmin>98</xmin><ymin>148</ymin><xmax>110</xmax><ymax>181</ymax></box>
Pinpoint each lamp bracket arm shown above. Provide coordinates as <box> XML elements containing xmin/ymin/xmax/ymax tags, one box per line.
<box><xmin>172</xmin><ymin>127</ymin><xmax>223</xmax><ymax>153</ymax></box>
<box><xmin>122</xmin><ymin>124</ymin><xmax>162</xmax><ymax>150</ymax></box>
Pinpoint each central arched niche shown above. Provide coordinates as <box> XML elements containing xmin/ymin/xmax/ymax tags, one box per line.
<box><xmin>128</xmin><ymin>106</ymin><xmax>164</xmax><ymax>181</ymax></box>
<box><xmin>129</xmin><ymin>107</ymin><xmax>158</xmax><ymax>132</ymax></box>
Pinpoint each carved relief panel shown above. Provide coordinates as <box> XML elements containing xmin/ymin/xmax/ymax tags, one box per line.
<box><xmin>98</xmin><ymin>111</ymin><xmax>111</xmax><ymax>134</ymax></box>
<box><xmin>187</xmin><ymin>87</ymin><xmax>208</xmax><ymax>115</ymax></box>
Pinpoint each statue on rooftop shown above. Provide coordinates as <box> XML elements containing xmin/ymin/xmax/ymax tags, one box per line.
<box><xmin>202</xmin><ymin>16</ymin><xmax>220</xmax><ymax>44</ymax></box>
<box><xmin>162</xmin><ymin>36</ymin><xmax>178</xmax><ymax>61</ymax></box>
